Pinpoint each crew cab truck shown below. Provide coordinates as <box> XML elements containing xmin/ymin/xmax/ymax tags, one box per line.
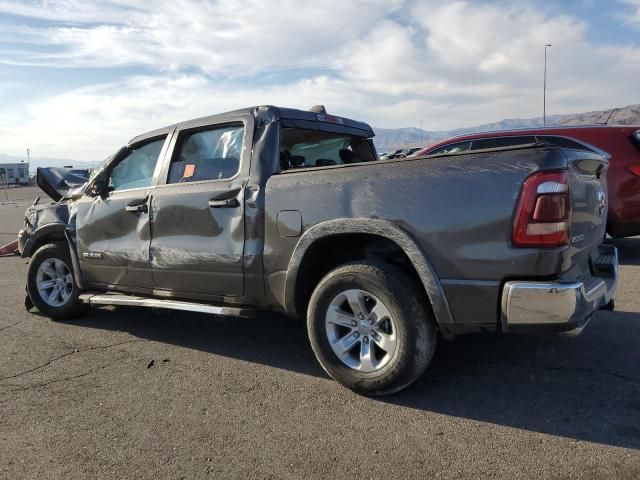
<box><xmin>19</xmin><ymin>105</ymin><xmax>618</xmax><ymax>395</ymax></box>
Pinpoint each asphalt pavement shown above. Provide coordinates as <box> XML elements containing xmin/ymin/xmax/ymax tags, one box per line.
<box><xmin>0</xmin><ymin>186</ymin><xmax>638</xmax><ymax>479</ymax></box>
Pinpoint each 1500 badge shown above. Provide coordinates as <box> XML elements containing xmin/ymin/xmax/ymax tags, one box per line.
<box><xmin>82</xmin><ymin>251</ymin><xmax>103</xmax><ymax>259</ymax></box>
<box><xmin>572</xmin><ymin>234</ymin><xmax>585</xmax><ymax>244</ymax></box>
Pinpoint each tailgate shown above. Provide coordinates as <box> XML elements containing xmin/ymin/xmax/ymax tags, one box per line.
<box><xmin>568</xmin><ymin>149</ymin><xmax>609</xmax><ymax>256</ymax></box>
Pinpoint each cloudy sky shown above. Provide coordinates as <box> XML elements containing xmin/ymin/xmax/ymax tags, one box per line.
<box><xmin>0</xmin><ymin>0</ymin><xmax>639</xmax><ymax>161</ymax></box>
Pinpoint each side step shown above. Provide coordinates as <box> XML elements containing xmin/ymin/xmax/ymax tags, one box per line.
<box><xmin>79</xmin><ymin>292</ymin><xmax>255</xmax><ymax>318</ymax></box>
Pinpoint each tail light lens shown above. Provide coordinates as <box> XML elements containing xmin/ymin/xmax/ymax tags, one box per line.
<box><xmin>512</xmin><ymin>170</ymin><xmax>570</xmax><ymax>247</ymax></box>
<box><xmin>627</xmin><ymin>165</ymin><xmax>640</xmax><ymax>176</ymax></box>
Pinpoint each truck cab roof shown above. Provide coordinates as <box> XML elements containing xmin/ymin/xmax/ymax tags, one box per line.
<box><xmin>129</xmin><ymin>105</ymin><xmax>375</xmax><ymax>146</ymax></box>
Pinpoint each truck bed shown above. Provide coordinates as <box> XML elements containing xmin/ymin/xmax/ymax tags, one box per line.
<box><xmin>264</xmin><ymin>143</ymin><xmax>609</xmax><ymax>329</ymax></box>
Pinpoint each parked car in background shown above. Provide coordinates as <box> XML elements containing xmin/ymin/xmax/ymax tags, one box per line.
<box><xmin>379</xmin><ymin>149</ymin><xmax>404</xmax><ymax>160</ymax></box>
<box><xmin>414</xmin><ymin>126</ymin><xmax>640</xmax><ymax>238</ymax></box>
<box><xmin>380</xmin><ymin>147</ymin><xmax>424</xmax><ymax>160</ymax></box>
<box><xmin>402</xmin><ymin>147</ymin><xmax>423</xmax><ymax>157</ymax></box>
<box><xmin>18</xmin><ymin>106</ymin><xmax>617</xmax><ymax>395</ymax></box>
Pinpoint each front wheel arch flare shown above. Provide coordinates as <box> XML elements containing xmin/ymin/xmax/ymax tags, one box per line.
<box><xmin>22</xmin><ymin>223</ymin><xmax>67</xmax><ymax>258</ymax></box>
<box><xmin>23</xmin><ymin>224</ymin><xmax>85</xmax><ymax>290</ymax></box>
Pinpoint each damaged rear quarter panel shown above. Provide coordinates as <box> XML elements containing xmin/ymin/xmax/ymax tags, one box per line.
<box><xmin>264</xmin><ymin>146</ymin><xmax>569</xmax><ymax>325</ymax></box>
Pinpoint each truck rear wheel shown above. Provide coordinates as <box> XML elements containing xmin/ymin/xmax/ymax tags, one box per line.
<box><xmin>27</xmin><ymin>243</ymin><xmax>86</xmax><ymax>321</ymax></box>
<box><xmin>307</xmin><ymin>261</ymin><xmax>437</xmax><ymax>395</ymax></box>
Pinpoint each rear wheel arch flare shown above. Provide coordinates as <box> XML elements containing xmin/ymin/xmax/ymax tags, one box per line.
<box><xmin>283</xmin><ymin>218</ymin><xmax>454</xmax><ymax>328</ymax></box>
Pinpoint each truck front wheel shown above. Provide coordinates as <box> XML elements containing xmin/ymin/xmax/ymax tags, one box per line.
<box><xmin>27</xmin><ymin>243</ymin><xmax>86</xmax><ymax>321</ymax></box>
<box><xmin>307</xmin><ymin>261</ymin><xmax>437</xmax><ymax>395</ymax></box>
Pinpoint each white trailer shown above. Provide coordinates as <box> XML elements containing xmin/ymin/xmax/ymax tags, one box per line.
<box><xmin>0</xmin><ymin>162</ymin><xmax>30</xmax><ymax>186</ymax></box>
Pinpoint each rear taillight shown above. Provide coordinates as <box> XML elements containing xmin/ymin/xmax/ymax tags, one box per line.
<box><xmin>512</xmin><ymin>170</ymin><xmax>570</xmax><ymax>247</ymax></box>
<box><xmin>627</xmin><ymin>165</ymin><xmax>640</xmax><ymax>176</ymax></box>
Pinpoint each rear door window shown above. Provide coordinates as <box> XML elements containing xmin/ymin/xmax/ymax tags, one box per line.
<box><xmin>167</xmin><ymin>124</ymin><xmax>244</xmax><ymax>183</ymax></box>
<box><xmin>470</xmin><ymin>136</ymin><xmax>534</xmax><ymax>150</ymax></box>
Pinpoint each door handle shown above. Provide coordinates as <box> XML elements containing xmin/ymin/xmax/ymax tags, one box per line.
<box><xmin>208</xmin><ymin>198</ymin><xmax>240</xmax><ymax>208</ymax></box>
<box><xmin>125</xmin><ymin>203</ymin><xmax>148</xmax><ymax>213</ymax></box>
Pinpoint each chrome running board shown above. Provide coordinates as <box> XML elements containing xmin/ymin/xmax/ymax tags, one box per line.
<box><xmin>79</xmin><ymin>292</ymin><xmax>255</xmax><ymax>318</ymax></box>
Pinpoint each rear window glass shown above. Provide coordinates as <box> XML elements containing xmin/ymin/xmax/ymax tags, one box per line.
<box><xmin>279</xmin><ymin>128</ymin><xmax>376</xmax><ymax>170</ymax></box>
<box><xmin>629</xmin><ymin>131</ymin><xmax>640</xmax><ymax>153</ymax></box>
<box><xmin>539</xmin><ymin>136</ymin><xmax>594</xmax><ymax>152</ymax></box>
<box><xmin>470</xmin><ymin>136</ymin><xmax>534</xmax><ymax>150</ymax></box>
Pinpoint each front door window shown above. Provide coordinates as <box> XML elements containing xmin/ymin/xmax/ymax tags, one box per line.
<box><xmin>109</xmin><ymin>138</ymin><xmax>165</xmax><ymax>191</ymax></box>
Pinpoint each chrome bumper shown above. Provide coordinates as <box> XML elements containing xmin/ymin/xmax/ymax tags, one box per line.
<box><xmin>501</xmin><ymin>245</ymin><xmax>618</xmax><ymax>333</ymax></box>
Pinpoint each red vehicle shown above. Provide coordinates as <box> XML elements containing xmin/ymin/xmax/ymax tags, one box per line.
<box><xmin>415</xmin><ymin>126</ymin><xmax>640</xmax><ymax>238</ymax></box>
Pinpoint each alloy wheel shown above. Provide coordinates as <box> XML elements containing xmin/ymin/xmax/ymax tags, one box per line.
<box><xmin>325</xmin><ymin>289</ymin><xmax>398</xmax><ymax>372</ymax></box>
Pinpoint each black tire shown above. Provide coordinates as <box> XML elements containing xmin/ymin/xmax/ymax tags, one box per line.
<box><xmin>27</xmin><ymin>242</ymin><xmax>87</xmax><ymax>321</ymax></box>
<box><xmin>307</xmin><ymin>261</ymin><xmax>437</xmax><ymax>396</ymax></box>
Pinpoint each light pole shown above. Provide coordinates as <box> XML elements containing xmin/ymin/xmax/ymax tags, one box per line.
<box><xmin>0</xmin><ymin>168</ymin><xmax>7</xmax><ymax>203</ymax></box>
<box><xmin>420</xmin><ymin>119</ymin><xmax>423</xmax><ymax>146</ymax></box>
<box><xmin>543</xmin><ymin>43</ymin><xmax>552</xmax><ymax>126</ymax></box>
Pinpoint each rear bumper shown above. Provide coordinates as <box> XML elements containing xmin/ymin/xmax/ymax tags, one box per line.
<box><xmin>501</xmin><ymin>245</ymin><xmax>617</xmax><ymax>334</ymax></box>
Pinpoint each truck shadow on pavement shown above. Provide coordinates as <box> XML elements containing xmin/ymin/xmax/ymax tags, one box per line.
<box><xmin>389</xmin><ymin>310</ymin><xmax>640</xmax><ymax>451</ymax></box>
<box><xmin>69</xmin><ymin>306</ymin><xmax>640</xmax><ymax>450</ymax></box>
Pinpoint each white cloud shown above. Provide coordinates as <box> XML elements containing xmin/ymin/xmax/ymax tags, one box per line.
<box><xmin>620</xmin><ymin>0</ymin><xmax>640</xmax><ymax>27</ymax></box>
<box><xmin>0</xmin><ymin>0</ymin><xmax>401</xmax><ymax>73</ymax></box>
<box><xmin>0</xmin><ymin>74</ymin><xmax>376</xmax><ymax>159</ymax></box>
<box><xmin>0</xmin><ymin>0</ymin><xmax>639</xmax><ymax>159</ymax></box>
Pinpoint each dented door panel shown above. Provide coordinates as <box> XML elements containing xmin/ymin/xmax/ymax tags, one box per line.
<box><xmin>75</xmin><ymin>188</ymin><xmax>154</xmax><ymax>289</ymax></box>
<box><xmin>148</xmin><ymin>115</ymin><xmax>253</xmax><ymax>299</ymax></box>
<box><xmin>149</xmin><ymin>180</ymin><xmax>246</xmax><ymax>297</ymax></box>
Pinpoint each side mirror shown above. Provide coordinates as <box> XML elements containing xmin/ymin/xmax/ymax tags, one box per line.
<box><xmin>88</xmin><ymin>177</ymin><xmax>107</xmax><ymax>197</ymax></box>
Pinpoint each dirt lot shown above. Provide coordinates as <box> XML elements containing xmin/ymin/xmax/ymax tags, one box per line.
<box><xmin>1</xmin><ymin>186</ymin><xmax>639</xmax><ymax>479</ymax></box>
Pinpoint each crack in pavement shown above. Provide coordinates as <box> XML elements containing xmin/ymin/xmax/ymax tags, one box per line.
<box><xmin>0</xmin><ymin>320</ymin><xmax>25</xmax><ymax>332</ymax></box>
<box><xmin>0</xmin><ymin>339</ymin><xmax>146</xmax><ymax>383</ymax></box>
<box><xmin>488</xmin><ymin>362</ymin><xmax>640</xmax><ymax>387</ymax></box>
<box><xmin>0</xmin><ymin>363</ymin><xmax>115</xmax><ymax>399</ymax></box>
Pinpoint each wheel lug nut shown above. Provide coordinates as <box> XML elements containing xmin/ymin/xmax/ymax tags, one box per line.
<box><xmin>351</xmin><ymin>320</ymin><xmax>357</xmax><ymax>327</ymax></box>
<box><xmin>364</xmin><ymin>337</ymin><xmax>369</xmax><ymax>344</ymax></box>
<box><xmin>368</xmin><ymin>319</ymin><xmax>374</xmax><ymax>325</ymax></box>
<box><xmin>358</xmin><ymin>314</ymin><xmax>364</xmax><ymax>320</ymax></box>
<box><xmin>354</xmin><ymin>332</ymin><xmax>360</xmax><ymax>338</ymax></box>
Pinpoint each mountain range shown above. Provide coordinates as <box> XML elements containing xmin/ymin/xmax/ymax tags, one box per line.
<box><xmin>373</xmin><ymin>103</ymin><xmax>640</xmax><ymax>152</ymax></box>
<box><xmin>0</xmin><ymin>153</ymin><xmax>97</xmax><ymax>173</ymax></box>
<box><xmin>1</xmin><ymin>103</ymin><xmax>639</xmax><ymax>169</ymax></box>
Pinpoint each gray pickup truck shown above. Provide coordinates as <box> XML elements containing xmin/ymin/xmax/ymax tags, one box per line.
<box><xmin>18</xmin><ymin>105</ymin><xmax>618</xmax><ymax>395</ymax></box>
